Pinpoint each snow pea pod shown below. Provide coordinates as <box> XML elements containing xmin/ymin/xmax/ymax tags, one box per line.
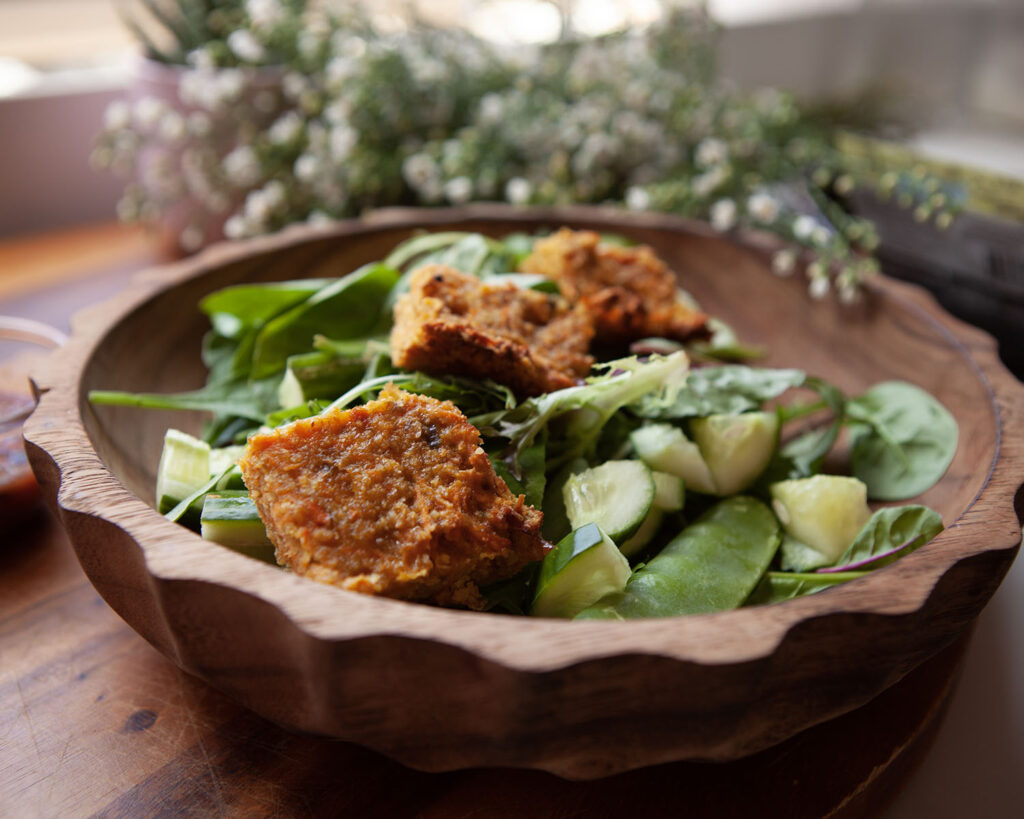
<box><xmin>575</xmin><ymin>496</ymin><xmax>780</xmax><ymax>619</ymax></box>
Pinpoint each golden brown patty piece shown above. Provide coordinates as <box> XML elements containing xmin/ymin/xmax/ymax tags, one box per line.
<box><xmin>239</xmin><ymin>385</ymin><xmax>546</xmax><ymax>609</ymax></box>
<box><xmin>519</xmin><ymin>228</ymin><xmax>708</xmax><ymax>344</ymax></box>
<box><xmin>390</xmin><ymin>264</ymin><xmax>593</xmax><ymax>397</ymax></box>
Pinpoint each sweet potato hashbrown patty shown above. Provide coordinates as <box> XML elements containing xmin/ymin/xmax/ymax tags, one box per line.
<box><xmin>519</xmin><ymin>228</ymin><xmax>708</xmax><ymax>344</ymax></box>
<box><xmin>238</xmin><ymin>385</ymin><xmax>546</xmax><ymax>609</ymax></box>
<box><xmin>390</xmin><ymin>264</ymin><xmax>593</xmax><ymax>397</ymax></box>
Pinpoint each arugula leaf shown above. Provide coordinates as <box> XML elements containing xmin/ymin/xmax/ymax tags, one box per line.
<box><xmin>829</xmin><ymin>505</ymin><xmax>943</xmax><ymax>570</ymax></box>
<box><xmin>846</xmin><ymin>381</ymin><xmax>958</xmax><ymax>500</ymax></box>
<box><xmin>383</xmin><ymin>232</ymin><xmax>519</xmax><ymax>309</ymax></box>
<box><xmin>251</xmin><ymin>263</ymin><xmax>400</xmax><ymax>379</ymax></box>
<box><xmin>90</xmin><ymin>374</ymin><xmax>282</xmax><ymax>423</ymax></box>
<box><xmin>745</xmin><ymin>570</ymin><xmax>866</xmax><ymax>606</ymax></box>
<box><xmin>495</xmin><ymin>352</ymin><xmax>690</xmax><ymax>475</ymax></box>
<box><xmin>326</xmin><ymin>371</ymin><xmax>516</xmax><ymax>418</ymax></box>
<box><xmin>632</xmin><ymin>365</ymin><xmax>805</xmax><ymax>419</ymax></box>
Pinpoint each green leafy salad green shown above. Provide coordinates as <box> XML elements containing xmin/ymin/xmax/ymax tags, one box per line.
<box><xmin>90</xmin><ymin>230</ymin><xmax>959</xmax><ymax>618</ymax></box>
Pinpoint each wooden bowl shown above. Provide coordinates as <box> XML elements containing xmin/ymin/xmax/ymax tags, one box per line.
<box><xmin>24</xmin><ymin>206</ymin><xmax>1024</xmax><ymax>779</ymax></box>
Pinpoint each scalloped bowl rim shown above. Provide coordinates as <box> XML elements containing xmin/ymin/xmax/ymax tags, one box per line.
<box><xmin>25</xmin><ymin>205</ymin><xmax>1024</xmax><ymax>676</ymax></box>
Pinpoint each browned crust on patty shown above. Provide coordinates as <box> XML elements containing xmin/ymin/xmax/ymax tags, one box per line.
<box><xmin>390</xmin><ymin>264</ymin><xmax>593</xmax><ymax>397</ymax></box>
<box><xmin>519</xmin><ymin>228</ymin><xmax>708</xmax><ymax>344</ymax></box>
<box><xmin>239</xmin><ymin>385</ymin><xmax>546</xmax><ymax>609</ymax></box>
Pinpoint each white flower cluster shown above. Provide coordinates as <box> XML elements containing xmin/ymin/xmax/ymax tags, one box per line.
<box><xmin>94</xmin><ymin>5</ymin><xmax>903</xmax><ymax>292</ymax></box>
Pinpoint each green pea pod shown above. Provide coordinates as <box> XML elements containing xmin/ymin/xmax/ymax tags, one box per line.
<box><xmin>576</xmin><ymin>496</ymin><xmax>780</xmax><ymax>619</ymax></box>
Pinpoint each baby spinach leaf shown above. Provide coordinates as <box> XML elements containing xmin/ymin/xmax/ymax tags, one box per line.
<box><xmin>761</xmin><ymin>377</ymin><xmax>846</xmax><ymax>484</ymax></box>
<box><xmin>846</xmin><ymin>381</ymin><xmax>958</xmax><ymax>500</ymax></box>
<box><xmin>250</xmin><ymin>263</ymin><xmax>400</xmax><ymax>379</ymax></box>
<box><xmin>632</xmin><ymin>365</ymin><xmax>805</xmax><ymax>420</ymax></box>
<box><xmin>744</xmin><ymin>570</ymin><xmax>866</xmax><ymax>606</ymax></box>
<box><xmin>200</xmin><ymin>280</ymin><xmax>328</xmax><ymax>338</ymax></box>
<box><xmin>830</xmin><ymin>505</ymin><xmax>943</xmax><ymax>570</ymax></box>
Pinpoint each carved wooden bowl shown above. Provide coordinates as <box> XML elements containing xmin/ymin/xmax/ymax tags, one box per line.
<box><xmin>24</xmin><ymin>206</ymin><xmax>1024</xmax><ymax>779</ymax></box>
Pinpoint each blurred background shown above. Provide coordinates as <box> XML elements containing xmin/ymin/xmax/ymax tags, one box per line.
<box><xmin>1</xmin><ymin>0</ymin><xmax>1021</xmax><ymax>377</ymax></box>
<box><xmin>1</xmin><ymin>0</ymin><xmax>1021</xmax><ymax>236</ymax></box>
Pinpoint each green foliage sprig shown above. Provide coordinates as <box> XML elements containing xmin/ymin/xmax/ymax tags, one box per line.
<box><xmin>94</xmin><ymin>1</ymin><xmax>964</xmax><ymax>298</ymax></box>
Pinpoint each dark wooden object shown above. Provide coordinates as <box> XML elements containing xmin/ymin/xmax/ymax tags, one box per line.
<box><xmin>22</xmin><ymin>206</ymin><xmax>1024</xmax><ymax>779</ymax></box>
<box><xmin>0</xmin><ymin>509</ymin><xmax>973</xmax><ymax>817</ymax></box>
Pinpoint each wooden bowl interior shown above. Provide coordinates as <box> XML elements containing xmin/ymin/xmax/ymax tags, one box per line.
<box><xmin>82</xmin><ymin>217</ymin><xmax>996</xmax><ymax>543</ymax></box>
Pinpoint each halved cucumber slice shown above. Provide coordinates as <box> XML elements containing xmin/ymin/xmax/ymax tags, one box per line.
<box><xmin>630</xmin><ymin>423</ymin><xmax>716</xmax><ymax>495</ymax></box>
<box><xmin>531</xmin><ymin>523</ymin><xmax>631</xmax><ymax>618</ymax></box>
<box><xmin>651</xmin><ymin>471</ymin><xmax>685</xmax><ymax>512</ymax></box>
<box><xmin>770</xmin><ymin>475</ymin><xmax>873</xmax><ymax>564</ymax></box>
<box><xmin>200</xmin><ymin>493</ymin><xmax>276</xmax><ymax>563</ymax></box>
<box><xmin>690</xmin><ymin>411</ymin><xmax>779</xmax><ymax>496</ymax></box>
<box><xmin>619</xmin><ymin>509</ymin><xmax>665</xmax><ymax>558</ymax></box>
<box><xmin>156</xmin><ymin>429</ymin><xmax>211</xmax><ymax>514</ymax></box>
<box><xmin>563</xmin><ymin>460</ymin><xmax>655</xmax><ymax>543</ymax></box>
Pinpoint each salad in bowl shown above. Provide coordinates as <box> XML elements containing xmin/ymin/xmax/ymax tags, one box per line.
<box><xmin>91</xmin><ymin>226</ymin><xmax>958</xmax><ymax>619</ymax></box>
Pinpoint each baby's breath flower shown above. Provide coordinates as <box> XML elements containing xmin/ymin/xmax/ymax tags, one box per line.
<box><xmin>215</xmin><ymin>69</ymin><xmax>246</xmax><ymax>105</ymax></box>
<box><xmin>246</xmin><ymin>0</ymin><xmax>284</xmax><ymax>30</ymax></box>
<box><xmin>478</xmin><ymin>93</ymin><xmax>504</xmax><ymax>126</ymax></box>
<box><xmin>223</xmin><ymin>145</ymin><xmax>262</xmax><ymax>187</ymax></box>
<box><xmin>808</xmin><ymin>275</ymin><xmax>830</xmax><ymax>300</ymax></box>
<box><xmin>792</xmin><ymin>214</ymin><xmax>817</xmax><ymax>242</ymax></box>
<box><xmin>402</xmin><ymin>153</ymin><xmax>440</xmax><ymax>191</ymax></box>
<box><xmin>695</xmin><ymin>137</ymin><xmax>728</xmax><ymax>169</ymax></box>
<box><xmin>625</xmin><ymin>186</ymin><xmax>651</xmax><ymax>211</ymax></box>
<box><xmin>329</xmin><ymin>125</ymin><xmax>358</xmax><ymax>161</ymax></box>
<box><xmin>772</xmin><ymin>248</ymin><xmax>797</xmax><ymax>276</ymax></box>
<box><xmin>294</xmin><ymin>154</ymin><xmax>321</xmax><ymax>183</ymax></box>
<box><xmin>224</xmin><ymin>214</ymin><xmax>246</xmax><ymax>239</ymax></box>
<box><xmin>505</xmin><ymin>177</ymin><xmax>532</xmax><ymax>205</ymax></box>
<box><xmin>747</xmin><ymin>191</ymin><xmax>779</xmax><ymax>224</ymax></box>
<box><xmin>268</xmin><ymin>111</ymin><xmax>302</xmax><ymax>145</ymax></box>
<box><xmin>709</xmin><ymin>198</ymin><xmax>737</xmax><ymax>232</ymax></box>
<box><xmin>444</xmin><ymin>176</ymin><xmax>473</xmax><ymax>204</ymax></box>
<box><xmin>227</xmin><ymin>30</ymin><xmax>267</xmax><ymax>64</ymax></box>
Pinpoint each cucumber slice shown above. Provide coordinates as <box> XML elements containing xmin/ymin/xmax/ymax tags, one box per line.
<box><xmin>277</xmin><ymin>349</ymin><xmax>368</xmax><ymax>407</ymax></box>
<box><xmin>200</xmin><ymin>493</ymin><xmax>276</xmax><ymax>562</ymax></box>
<box><xmin>690</xmin><ymin>411</ymin><xmax>779</xmax><ymax>496</ymax></box>
<box><xmin>770</xmin><ymin>475</ymin><xmax>873</xmax><ymax>563</ymax></box>
<box><xmin>531</xmin><ymin>523</ymin><xmax>631</xmax><ymax>618</ymax></box>
<box><xmin>563</xmin><ymin>460</ymin><xmax>655</xmax><ymax>543</ymax></box>
<box><xmin>619</xmin><ymin>509</ymin><xmax>664</xmax><ymax>557</ymax></box>
<box><xmin>541</xmin><ymin>458</ymin><xmax>588</xmax><ymax>543</ymax></box>
<box><xmin>630</xmin><ymin>423</ymin><xmax>716</xmax><ymax>495</ymax></box>
<box><xmin>156</xmin><ymin>429</ymin><xmax>211</xmax><ymax>514</ymax></box>
<box><xmin>651</xmin><ymin>471</ymin><xmax>685</xmax><ymax>512</ymax></box>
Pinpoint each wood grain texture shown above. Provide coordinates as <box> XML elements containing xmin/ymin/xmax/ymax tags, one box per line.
<box><xmin>23</xmin><ymin>205</ymin><xmax>1024</xmax><ymax>778</ymax></box>
<box><xmin>0</xmin><ymin>513</ymin><xmax>969</xmax><ymax>817</ymax></box>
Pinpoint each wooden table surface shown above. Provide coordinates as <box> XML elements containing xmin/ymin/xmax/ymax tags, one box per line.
<box><xmin>1</xmin><ymin>223</ymin><xmax>1020</xmax><ymax>818</ymax></box>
